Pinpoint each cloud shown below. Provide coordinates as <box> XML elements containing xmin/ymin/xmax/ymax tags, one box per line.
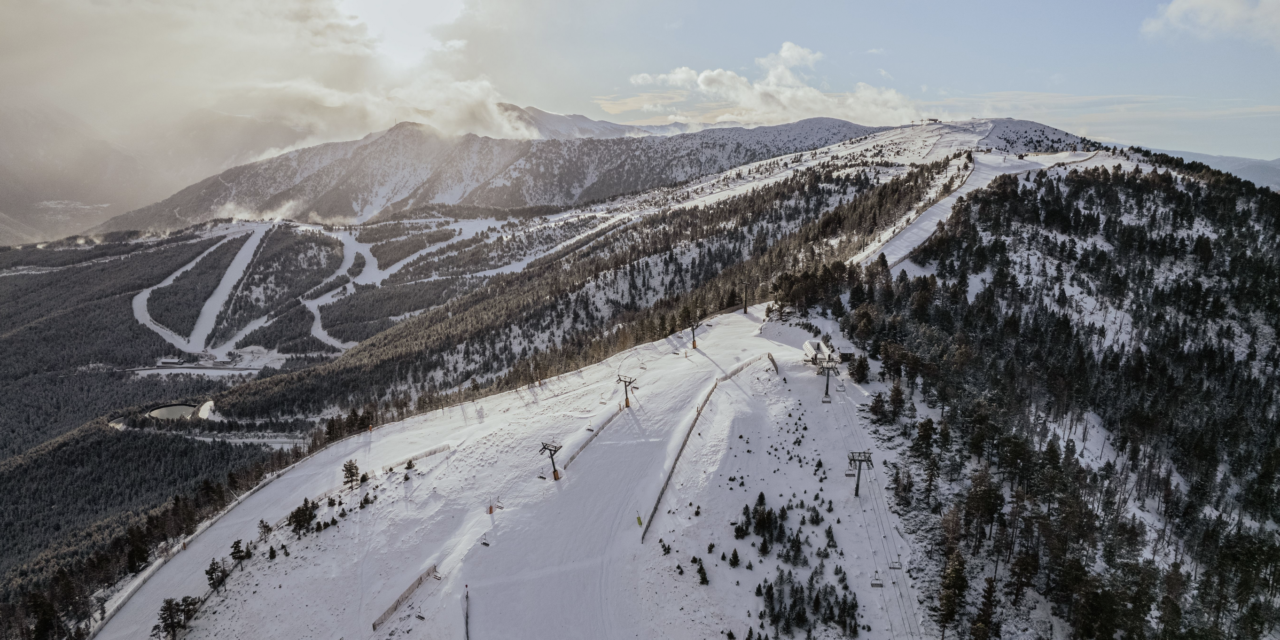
<box><xmin>878</xmin><ymin>69</ymin><xmax>894</xmax><ymax>80</ymax></box>
<box><xmin>628</xmin><ymin>42</ymin><xmax>919</xmax><ymax>126</ymax></box>
<box><xmin>866</xmin><ymin>48</ymin><xmax>886</xmax><ymax>55</ymax></box>
<box><xmin>0</xmin><ymin>0</ymin><xmax>538</xmax><ymax>149</ymax></box>
<box><xmin>594</xmin><ymin>91</ymin><xmax>689</xmax><ymax>115</ymax></box>
<box><xmin>1143</xmin><ymin>0</ymin><xmax>1280</xmax><ymax>49</ymax></box>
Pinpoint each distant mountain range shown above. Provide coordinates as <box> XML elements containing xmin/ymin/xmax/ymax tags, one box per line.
<box><xmin>3</xmin><ymin>100</ymin><xmax>1277</xmax><ymax>246</ymax></box>
<box><xmin>0</xmin><ymin>103</ymin><xmax>750</xmax><ymax>245</ymax></box>
<box><xmin>94</xmin><ymin>117</ymin><xmax>884</xmax><ymax>233</ymax></box>
<box><xmin>1155</xmin><ymin>148</ymin><xmax>1280</xmax><ymax>192</ymax></box>
<box><xmin>499</xmin><ymin>104</ymin><xmax>742</xmax><ymax>139</ymax></box>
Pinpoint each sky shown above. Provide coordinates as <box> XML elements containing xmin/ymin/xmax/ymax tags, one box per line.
<box><xmin>2</xmin><ymin>0</ymin><xmax>1278</xmax><ymax>159</ymax></box>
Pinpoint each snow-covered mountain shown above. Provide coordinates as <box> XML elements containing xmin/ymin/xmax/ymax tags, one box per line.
<box><xmin>110</xmin><ymin>120</ymin><xmax>1280</xmax><ymax>640</ymax></box>
<box><xmin>500</xmin><ymin>103</ymin><xmax>741</xmax><ymax>139</ymax></box>
<box><xmin>93</xmin><ymin>118</ymin><xmax>886</xmax><ymax>233</ymax></box>
<box><xmin>27</xmin><ymin>117</ymin><xmax>1229</xmax><ymax>640</ymax></box>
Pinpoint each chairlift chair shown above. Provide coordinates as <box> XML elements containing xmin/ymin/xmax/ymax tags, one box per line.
<box><xmin>871</xmin><ymin>571</ymin><xmax>884</xmax><ymax>588</ymax></box>
<box><xmin>889</xmin><ymin>554</ymin><xmax>903</xmax><ymax>570</ymax></box>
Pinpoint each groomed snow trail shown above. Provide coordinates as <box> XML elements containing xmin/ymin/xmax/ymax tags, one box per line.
<box><xmin>188</xmin><ymin>226</ymin><xmax>267</xmax><ymax>352</ymax></box>
<box><xmin>858</xmin><ymin>151</ymin><xmax>1096</xmax><ymax>269</ymax></box>
<box><xmin>130</xmin><ymin>225</ymin><xmax>267</xmax><ymax>355</ymax></box>
<box><xmin>131</xmin><ymin>237</ymin><xmax>233</xmax><ymax>353</ymax></box>
<box><xmin>92</xmin><ymin>309</ymin><xmax>933</xmax><ymax>640</ymax></box>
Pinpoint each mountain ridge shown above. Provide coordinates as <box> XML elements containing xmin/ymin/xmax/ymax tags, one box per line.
<box><xmin>93</xmin><ymin>117</ymin><xmax>888</xmax><ymax>233</ymax></box>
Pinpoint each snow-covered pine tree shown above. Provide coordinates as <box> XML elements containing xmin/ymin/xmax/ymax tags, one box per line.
<box><xmin>970</xmin><ymin>576</ymin><xmax>999</xmax><ymax>640</ymax></box>
<box><xmin>342</xmin><ymin>460</ymin><xmax>359</xmax><ymax>490</ymax></box>
<box><xmin>205</xmin><ymin>558</ymin><xmax>227</xmax><ymax>593</ymax></box>
<box><xmin>937</xmin><ymin>550</ymin><xmax>968</xmax><ymax>640</ymax></box>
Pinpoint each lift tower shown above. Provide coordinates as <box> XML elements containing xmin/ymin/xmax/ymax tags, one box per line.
<box><xmin>617</xmin><ymin>375</ymin><xmax>637</xmax><ymax>408</ymax></box>
<box><xmin>820</xmin><ymin>356</ymin><xmax>839</xmax><ymax>403</ymax></box>
<box><xmin>540</xmin><ymin>443</ymin><xmax>563</xmax><ymax>481</ymax></box>
<box><xmin>846</xmin><ymin>451</ymin><xmax>873</xmax><ymax>497</ymax></box>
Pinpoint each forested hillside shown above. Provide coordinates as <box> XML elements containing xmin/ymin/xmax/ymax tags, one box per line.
<box><xmin>214</xmin><ymin>151</ymin><xmax>959</xmax><ymax>419</ymax></box>
<box><xmin>8</xmin><ymin>118</ymin><xmax>1272</xmax><ymax>640</ymax></box>
<box><xmin>762</xmin><ymin>151</ymin><xmax>1280</xmax><ymax>639</ymax></box>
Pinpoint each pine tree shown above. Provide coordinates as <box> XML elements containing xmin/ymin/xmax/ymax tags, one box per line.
<box><xmin>1010</xmin><ymin>550</ymin><xmax>1039</xmax><ymax>605</ymax></box>
<box><xmin>889</xmin><ymin>380</ymin><xmax>905</xmax><ymax>418</ymax></box>
<box><xmin>923</xmin><ymin>454</ymin><xmax>940</xmax><ymax>505</ymax></box>
<box><xmin>257</xmin><ymin>519</ymin><xmax>272</xmax><ymax>543</ymax></box>
<box><xmin>970</xmin><ymin>576</ymin><xmax>999</xmax><ymax>640</ymax></box>
<box><xmin>730</xmin><ymin>549</ymin><xmax>741</xmax><ymax>568</ymax></box>
<box><xmin>179</xmin><ymin>596</ymin><xmax>199</xmax><ymax>623</ymax></box>
<box><xmin>848</xmin><ymin>355</ymin><xmax>870</xmax><ymax>383</ymax></box>
<box><xmin>698</xmin><ymin>562</ymin><xmax>709</xmax><ymax>585</ymax></box>
<box><xmin>205</xmin><ymin>558</ymin><xmax>227</xmax><ymax>593</ymax></box>
<box><xmin>342</xmin><ymin>460</ymin><xmax>360</xmax><ymax>490</ymax></box>
<box><xmin>154</xmin><ymin>598</ymin><xmax>184</xmax><ymax>640</ymax></box>
<box><xmin>937</xmin><ymin>550</ymin><xmax>968</xmax><ymax>640</ymax></box>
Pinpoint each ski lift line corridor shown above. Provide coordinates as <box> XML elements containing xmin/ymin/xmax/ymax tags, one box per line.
<box><xmin>832</xmin><ymin>388</ymin><xmax>926</xmax><ymax>640</ymax></box>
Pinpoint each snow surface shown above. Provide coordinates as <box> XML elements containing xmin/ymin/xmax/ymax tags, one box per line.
<box><xmin>96</xmin><ymin>306</ymin><xmax>935</xmax><ymax>640</ymax></box>
<box><xmin>858</xmin><ymin>151</ymin><xmax>1098</xmax><ymax>269</ymax></box>
<box><xmin>127</xmin><ymin>119</ymin><xmax>1091</xmax><ymax>372</ymax></box>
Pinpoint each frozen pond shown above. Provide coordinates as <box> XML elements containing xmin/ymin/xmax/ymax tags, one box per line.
<box><xmin>148</xmin><ymin>404</ymin><xmax>197</xmax><ymax>419</ymax></box>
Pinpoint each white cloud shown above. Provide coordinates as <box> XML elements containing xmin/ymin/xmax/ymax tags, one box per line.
<box><xmin>1143</xmin><ymin>0</ymin><xmax>1280</xmax><ymax>49</ymax></box>
<box><xmin>630</xmin><ymin>67</ymin><xmax>700</xmax><ymax>89</ymax></box>
<box><xmin>628</xmin><ymin>42</ymin><xmax>919</xmax><ymax>126</ymax></box>
<box><xmin>0</xmin><ymin>0</ymin><xmax>540</xmax><ymax>148</ymax></box>
<box><xmin>878</xmin><ymin>69</ymin><xmax>894</xmax><ymax>80</ymax></box>
<box><xmin>866</xmin><ymin>48</ymin><xmax>886</xmax><ymax>55</ymax></box>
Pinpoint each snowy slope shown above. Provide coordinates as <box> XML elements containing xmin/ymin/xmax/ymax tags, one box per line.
<box><xmin>94</xmin><ymin>117</ymin><xmax>884</xmax><ymax>232</ymax></box>
<box><xmin>263</xmin><ymin>123</ymin><xmax>454</xmax><ymax>222</ymax></box>
<box><xmin>855</xmin><ymin>150</ymin><xmax>1099</xmax><ymax>269</ymax></box>
<box><xmin>115</xmin><ymin>118</ymin><xmax>1093</xmax><ymax>370</ymax></box>
<box><xmin>499</xmin><ymin>104</ymin><xmax>742</xmax><ymax>140</ymax></box>
<box><xmin>96</xmin><ymin>307</ymin><xmax>936</xmax><ymax>640</ymax></box>
<box><xmin>96</xmin><ymin>135</ymin><xmax>381</xmax><ymax>232</ymax></box>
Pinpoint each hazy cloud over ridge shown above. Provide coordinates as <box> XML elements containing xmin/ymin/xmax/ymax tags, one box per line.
<box><xmin>0</xmin><ymin>0</ymin><xmax>537</xmax><ymax>147</ymax></box>
<box><xmin>628</xmin><ymin>43</ymin><xmax>919</xmax><ymax>126</ymax></box>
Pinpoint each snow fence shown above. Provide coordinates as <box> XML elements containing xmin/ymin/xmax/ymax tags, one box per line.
<box><xmin>371</xmin><ymin>564</ymin><xmax>438</xmax><ymax>631</ymax></box>
<box><xmin>564</xmin><ymin>406</ymin><xmax>625</xmax><ymax>469</ymax></box>
<box><xmin>641</xmin><ymin>352</ymin><xmax>773</xmax><ymax>543</ymax></box>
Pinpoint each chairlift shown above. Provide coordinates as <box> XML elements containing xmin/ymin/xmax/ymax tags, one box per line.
<box><xmin>889</xmin><ymin>554</ymin><xmax>903</xmax><ymax>570</ymax></box>
<box><xmin>871</xmin><ymin>571</ymin><xmax>884</xmax><ymax>588</ymax></box>
<box><xmin>480</xmin><ymin>533</ymin><xmax>490</xmax><ymax>547</ymax></box>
